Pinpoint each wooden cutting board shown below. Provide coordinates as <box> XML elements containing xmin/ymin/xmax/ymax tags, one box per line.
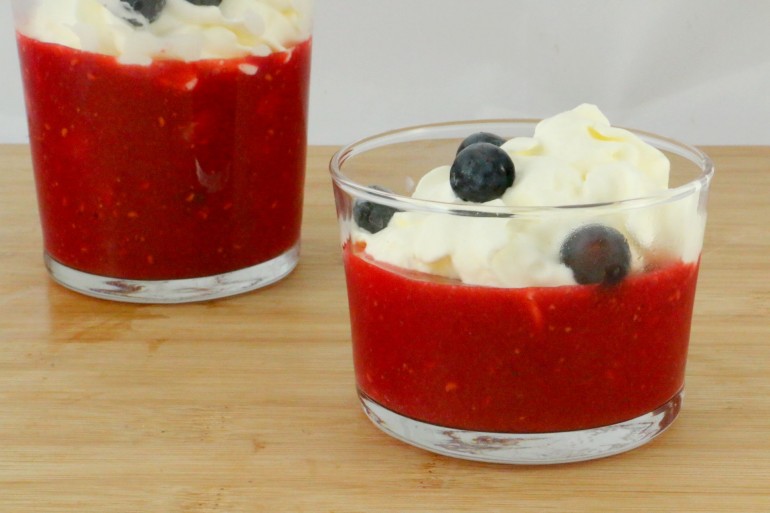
<box><xmin>1</xmin><ymin>144</ymin><xmax>768</xmax><ymax>512</ymax></box>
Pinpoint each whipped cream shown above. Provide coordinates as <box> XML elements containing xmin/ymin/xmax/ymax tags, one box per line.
<box><xmin>18</xmin><ymin>0</ymin><xmax>313</xmax><ymax>65</ymax></box>
<box><xmin>354</xmin><ymin>104</ymin><xmax>706</xmax><ymax>288</ymax></box>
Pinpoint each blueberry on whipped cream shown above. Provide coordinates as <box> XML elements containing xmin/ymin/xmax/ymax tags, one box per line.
<box><xmin>450</xmin><ymin>143</ymin><xmax>515</xmax><ymax>203</ymax></box>
<box><xmin>353</xmin><ymin>186</ymin><xmax>400</xmax><ymax>234</ymax></box>
<box><xmin>456</xmin><ymin>132</ymin><xmax>506</xmax><ymax>155</ymax></box>
<box><xmin>560</xmin><ymin>224</ymin><xmax>631</xmax><ymax>285</ymax></box>
<box><xmin>103</xmin><ymin>0</ymin><xmax>166</xmax><ymax>24</ymax></box>
<box><xmin>106</xmin><ymin>0</ymin><xmax>226</xmax><ymax>25</ymax></box>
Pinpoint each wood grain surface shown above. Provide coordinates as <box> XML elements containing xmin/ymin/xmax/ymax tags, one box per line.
<box><xmin>1</xmin><ymin>144</ymin><xmax>768</xmax><ymax>512</ymax></box>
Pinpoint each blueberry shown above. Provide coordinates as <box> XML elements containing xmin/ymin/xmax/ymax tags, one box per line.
<box><xmin>456</xmin><ymin>132</ymin><xmax>507</xmax><ymax>155</ymax></box>
<box><xmin>450</xmin><ymin>143</ymin><xmax>515</xmax><ymax>203</ymax></box>
<box><xmin>185</xmin><ymin>0</ymin><xmax>223</xmax><ymax>5</ymax></box>
<box><xmin>560</xmin><ymin>224</ymin><xmax>632</xmax><ymax>285</ymax></box>
<box><xmin>107</xmin><ymin>0</ymin><xmax>166</xmax><ymax>24</ymax></box>
<box><xmin>353</xmin><ymin>186</ymin><xmax>400</xmax><ymax>234</ymax></box>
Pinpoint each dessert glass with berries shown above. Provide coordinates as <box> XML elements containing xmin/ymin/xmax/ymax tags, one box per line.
<box><xmin>330</xmin><ymin>106</ymin><xmax>714</xmax><ymax>464</ymax></box>
<box><xmin>12</xmin><ymin>0</ymin><xmax>313</xmax><ymax>302</ymax></box>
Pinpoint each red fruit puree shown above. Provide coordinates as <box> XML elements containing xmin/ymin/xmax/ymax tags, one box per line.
<box><xmin>344</xmin><ymin>245</ymin><xmax>699</xmax><ymax>433</ymax></box>
<box><xmin>17</xmin><ymin>33</ymin><xmax>311</xmax><ymax>280</ymax></box>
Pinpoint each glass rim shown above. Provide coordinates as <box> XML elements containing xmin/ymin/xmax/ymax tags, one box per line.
<box><xmin>329</xmin><ymin>119</ymin><xmax>715</xmax><ymax>218</ymax></box>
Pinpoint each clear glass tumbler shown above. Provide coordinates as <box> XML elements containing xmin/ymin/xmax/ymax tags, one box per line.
<box><xmin>11</xmin><ymin>0</ymin><xmax>313</xmax><ymax>303</ymax></box>
<box><xmin>330</xmin><ymin>119</ymin><xmax>713</xmax><ymax>464</ymax></box>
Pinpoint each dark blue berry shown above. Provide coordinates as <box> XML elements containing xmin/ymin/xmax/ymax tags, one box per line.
<box><xmin>560</xmin><ymin>225</ymin><xmax>632</xmax><ymax>285</ymax></box>
<box><xmin>109</xmin><ymin>0</ymin><xmax>166</xmax><ymax>24</ymax></box>
<box><xmin>450</xmin><ymin>143</ymin><xmax>515</xmax><ymax>203</ymax></box>
<box><xmin>185</xmin><ymin>0</ymin><xmax>223</xmax><ymax>5</ymax></box>
<box><xmin>353</xmin><ymin>186</ymin><xmax>400</xmax><ymax>234</ymax></box>
<box><xmin>456</xmin><ymin>132</ymin><xmax>506</xmax><ymax>155</ymax></box>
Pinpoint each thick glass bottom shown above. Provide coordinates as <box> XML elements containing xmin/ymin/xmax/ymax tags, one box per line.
<box><xmin>44</xmin><ymin>243</ymin><xmax>299</xmax><ymax>304</ymax></box>
<box><xmin>359</xmin><ymin>388</ymin><xmax>683</xmax><ymax>464</ymax></box>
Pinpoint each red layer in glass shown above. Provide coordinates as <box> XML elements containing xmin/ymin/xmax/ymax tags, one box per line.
<box><xmin>344</xmin><ymin>245</ymin><xmax>699</xmax><ymax>433</ymax></box>
<box><xmin>17</xmin><ymin>34</ymin><xmax>311</xmax><ymax>280</ymax></box>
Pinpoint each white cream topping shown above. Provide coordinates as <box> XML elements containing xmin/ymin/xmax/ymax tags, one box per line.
<box><xmin>354</xmin><ymin>104</ymin><xmax>706</xmax><ymax>288</ymax></box>
<box><xmin>19</xmin><ymin>0</ymin><xmax>312</xmax><ymax>65</ymax></box>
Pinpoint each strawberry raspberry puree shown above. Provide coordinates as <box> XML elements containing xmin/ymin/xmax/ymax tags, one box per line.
<box><xmin>17</xmin><ymin>34</ymin><xmax>311</xmax><ymax>280</ymax></box>
<box><xmin>344</xmin><ymin>245</ymin><xmax>699</xmax><ymax>433</ymax></box>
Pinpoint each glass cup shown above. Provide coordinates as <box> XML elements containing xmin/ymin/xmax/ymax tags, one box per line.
<box><xmin>11</xmin><ymin>0</ymin><xmax>313</xmax><ymax>303</ymax></box>
<box><xmin>330</xmin><ymin>120</ymin><xmax>714</xmax><ymax>464</ymax></box>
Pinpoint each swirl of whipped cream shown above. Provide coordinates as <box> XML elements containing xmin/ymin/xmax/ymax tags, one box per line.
<box><xmin>18</xmin><ymin>0</ymin><xmax>313</xmax><ymax>65</ymax></box>
<box><xmin>354</xmin><ymin>104</ymin><xmax>706</xmax><ymax>288</ymax></box>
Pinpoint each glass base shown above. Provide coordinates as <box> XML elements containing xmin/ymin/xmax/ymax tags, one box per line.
<box><xmin>359</xmin><ymin>389</ymin><xmax>683</xmax><ymax>465</ymax></box>
<box><xmin>44</xmin><ymin>243</ymin><xmax>299</xmax><ymax>304</ymax></box>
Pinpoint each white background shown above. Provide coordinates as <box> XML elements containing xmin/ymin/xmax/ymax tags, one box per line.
<box><xmin>1</xmin><ymin>0</ymin><xmax>769</xmax><ymax>146</ymax></box>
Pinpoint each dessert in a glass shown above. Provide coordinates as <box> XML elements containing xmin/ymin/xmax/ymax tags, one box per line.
<box><xmin>330</xmin><ymin>105</ymin><xmax>713</xmax><ymax>463</ymax></box>
<box><xmin>12</xmin><ymin>0</ymin><xmax>313</xmax><ymax>302</ymax></box>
